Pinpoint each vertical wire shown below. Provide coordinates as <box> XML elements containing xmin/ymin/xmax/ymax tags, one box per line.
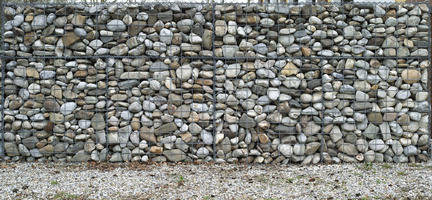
<box><xmin>211</xmin><ymin>2</ymin><xmax>217</xmax><ymax>161</ymax></box>
<box><xmin>0</xmin><ymin>0</ymin><xmax>4</xmax><ymax>158</ymax></box>
<box><xmin>427</xmin><ymin>2</ymin><xmax>432</xmax><ymax>160</ymax></box>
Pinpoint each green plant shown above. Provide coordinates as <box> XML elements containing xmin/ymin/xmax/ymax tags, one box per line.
<box><xmin>361</xmin><ymin>163</ymin><xmax>373</xmax><ymax>171</ymax></box>
<box><xmin>51</xmin><ymin>180</ymin><xmax>59</xmax><ymax>185</ymax></box>
<box><xmin>286</xmin><ymin>178</ymin><xmax>294</xmax><ymax>183</ymax></box>
<box><xmin>177</xmin><ymin>175</ymin><xmax>185</xmax><ymax>186</ymax></box>
<box><xmin>381</xmin><ymin>163</ymin><xmax>392</xmax><ymax>169</ymax></box>
<box><xmin>397</xmin><ymin>171</ymin><xmax>407</xmax><ymax>176</ymax></box>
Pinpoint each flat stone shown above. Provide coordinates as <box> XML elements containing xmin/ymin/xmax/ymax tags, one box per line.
<box><xmin>107</xmin><ymin>20</ymin><xmax>126</xmax><ymax>31</ymax></box>
<box><xmin>155</xmin><ymin>122</ymin><xmax>177</xmax><ymax>135</ymax></box>
<box><xmin>369</xmin><ymin>139</ymin><xmax>385</xmax><ymax>151</ymax></box>
<box><xmin>239</xmin><ymin>114</ymin><xmax>256</xmax><ymax>128</ymax></box>
<box><xmin>91</xmin><ymin>113</ymin><xmax>105</xmax><ymax>131</ymax></box>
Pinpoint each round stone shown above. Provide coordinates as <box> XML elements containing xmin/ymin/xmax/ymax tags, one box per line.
<box><xmin>401</xmin><ymin>69</ymin><xmax>421</xmax><ymax>84</ymax></box>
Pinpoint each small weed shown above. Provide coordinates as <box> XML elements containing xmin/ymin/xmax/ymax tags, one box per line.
<box><xmin>286</xmin><ymin>178</ymin><xmax>294</xmax><ymax>183</ymax></box>
<box><xmin>381</xmin><ymin>163</ymin><xmax>392</xmax><ymax>169</ymax></box>
<box><xmin>397</xmin><ymin>171</ymin><xmax>407</xmax><ymax>176</ymax></box>
<box><xmin>203</xmin><ymin>196</ymin><xmax>212</xmax><ymax>200</ymax></box>
<box><xmin>257</xmin><ymin>175</ymin><xmax>268</xmax><ymax>183</ymax></box>
<box><xmin>177</xmin><ymin>175</ymin><xmax>185</xmax><ymax>186</ymax></box>
<box><xmin>353</xmin><ymin>172</ymin><xmax>363</xmax><ymax>177</ymax></box>
<box><xmin>408</xmin><ymin>163</ymin><xmax>421</xmax><ymax>168</ymax></box>
<box><xmin>361</xmin><ymin>163</ymin><xmax>373</xmax><ymax>171</ymax></box>
<box><xmin>51</xmin><ymin>180</ymin><xmax>59</xmax><ymax>185</ymax></box>
<box><xmin>376</xmin><ymin>179</ymin><xmax>381</xmax><ymax>184</ymax></box>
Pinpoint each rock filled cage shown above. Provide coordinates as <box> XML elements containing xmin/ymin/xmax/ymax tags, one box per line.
<box><xmin>0</xmin><ymin>2</ymin><xmax>431</xmax><ymax>164</ymax></box>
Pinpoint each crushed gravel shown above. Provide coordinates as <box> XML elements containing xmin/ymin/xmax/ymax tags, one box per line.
<box><xmin>0</xmin><ymin>162</ymin><xmax>431</xmax><ymax>199</ymax></box>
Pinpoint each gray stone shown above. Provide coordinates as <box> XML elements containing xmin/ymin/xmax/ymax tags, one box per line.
<box><xmin>160</xmin><ymin>28</ymin><xmax>173</xmax><ymax>44</ymax></box>
<box><xmin>177</xmin><ymin>19</ymin><xmax>194</xmax><ymax>33</ymax></box>
<box><xmin>128</xmin><ymin>102</ymin><xmax>142</xmax><ymax>113</ymax></box>
<box><xmin>369</xmin><ymin>139</ymin><xmax>385</xmax><ymax>151</ymax></box>
<box><xmin>278</xmin><ymin>144</ymin><xmax>293</xmax><ymax>157</ymax></box>
<box><xmin>91</xmin><ymin>113</ymin><xmax>105</xmax><ymax>131</ymax></box>
<box><xmin>239</xmin><ymin>114</ymin><xmax>256</xmax><ymax>128</ymax></box>
<box><xmin>107</xmin><ymin>20</ymin><xmax>126</xmax><ymax>31</ymax></box>
<box><xmin>32</xmin><ymin>15</ymin><xmax>47</xmax><ymax>30</ymax></box>
<box><xmin>404</xmin><ymin>145</ymin><xmax>418</xmax><ymax>156</ymax></box>
<box><xmin>382</xmin><ymin>36</ymin><xmax>398</xmax><ymax>48</ymax></box>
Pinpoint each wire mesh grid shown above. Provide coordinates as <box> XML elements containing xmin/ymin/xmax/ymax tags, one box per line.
<box><xmin>0</xmin><ymin>1</ymin><xmax>431</xmax><ymax>164</ymax></box>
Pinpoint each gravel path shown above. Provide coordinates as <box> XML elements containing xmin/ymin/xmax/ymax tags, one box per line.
<box><xmin>0</xmin><ymin>162</ymin><xmax>432</xmax><ymax>199</ymax></box>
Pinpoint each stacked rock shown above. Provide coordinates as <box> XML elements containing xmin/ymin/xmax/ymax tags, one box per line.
<box><xmin>1</xmin><ymin>3</ymin><xmax>430</xmax><ymax>163</ymax></box>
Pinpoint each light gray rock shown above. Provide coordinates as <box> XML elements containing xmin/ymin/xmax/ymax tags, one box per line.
<box><xmin>107</xmin><ymin>20</ymin><xmax>126</xmax><ymax>31</ymax></box>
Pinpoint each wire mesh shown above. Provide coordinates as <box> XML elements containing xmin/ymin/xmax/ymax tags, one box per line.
<box><xmin>0</xmin><ymin>1</ymin><xmax>431</xmax><ymax>163</ymax></box>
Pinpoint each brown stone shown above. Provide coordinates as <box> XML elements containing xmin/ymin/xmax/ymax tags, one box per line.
<box><xmin>242</xmin><ymin>72</ymin><xmax>256</xmax><ymax>82</ymax></box>
<box><xmin>131</xmin><ymin>118</ymin><xmax>141</xmax><ymax>131</ymax></box>
<box><xmin>129</xmin><ymin>21</ymin><xmax>146</xmax><ymax>36</ymax></box>
<box><xmin>25</xmin><ymin>15</ymin><xmax>34</xmax><ymax>22</ymax></box>
<box><xmin>397</xmin><ymin>114</ymin><xmax>410</xmax><ymax>126</ymax></box>
<box><xmin>40</xmin><ymin>144</ymin><xmax>54</xmax><ymax>156</ymax></box>
<box><xmin>140</xmin><ymin>126</ymin><xmax>157</xmax><ymax>144</ymax></box>
<box><xmin>301</xmin><ymin>47</ymin><xmax>311</xmax><ymax>56</ymax></box>
<box><xmin>43</xmin><ymin>100</ymin><xmax>60</xmax><ymax>112</ymax></box>
<box><xmin>26</xmin><ymin>68</ymin><xmax>39</xmax><ymax>79</ymax></box>
<box><xmin>383</xmin><ymin>113</ymin><xmax>397</xmax><ymax>122</ymax></box>
<box><xmin>180</xmin><ymin>132</ymin><xmax>193</xmax><ymax>143</ymax></box>
<box><xmin>368</xmin><ymin>112</ymin><xmax>383</xmax><ymax>124</ymax></box>
<box><xmin>74</xmin><ymin>70</ymin><xmax>88</xmax><ymax>78</ymax></box>
<box><xmin>258</xmin><ymin>133</ymin><xmax>270</xmax><ymax>144</ymax></box>
<box><xmin>71</xmin><ymin>14</ymin><xmax>86</xmax><ymax>26</ymax></box>
<box><xmin>51</xmin><ymin>85</ymin><xmax>62</xmax><ymax>99</ymax></box>
<box><xmin>44</xmin><ymin>121</ymin><xmax>54</xmax><ymax>133</ymax></box>
<box><xmin>401</xmin><ymin>69</ymin><xmax>421</xmax><ymax>84</ymax></box>
<box><xmin>278</xmin><ymin>102</ymin><xmax>290</xmax><ymax>114</ymax></box>
<box><xmin>150</xmin><ymin>146</ymin><xmax>163</xmax><ymax>154</ymax></box>
<box><xmin>62</xmin><ymin>32</ymin><xmax>80</xmax><ymax>47</ymax></box>
<box><xmin>24</xmin><ymin>32</ymin><xmax>37</xmax><ymax>46</ymax></box>
<box><xmin>281</xmin><ymin>62</ymin><xmax>299</xmax><ymax>76</ymax></box>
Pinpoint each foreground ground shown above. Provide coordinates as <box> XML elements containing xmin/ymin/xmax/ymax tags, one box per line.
<box><xmin>0</xmin><ymin>162</ymin><xmax>431</xmax><ymax>199</ymax></box>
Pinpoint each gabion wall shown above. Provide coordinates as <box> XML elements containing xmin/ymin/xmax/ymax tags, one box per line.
<box><xmin>0</xmin><ymin>2</ymin><xmax>431</xmax><ymax>164</ymax></box>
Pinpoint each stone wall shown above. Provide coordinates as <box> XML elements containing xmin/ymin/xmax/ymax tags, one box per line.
<box><xmin>0</xmin><ymin>2</ymin><xmax>431</xmax><ymax>164</ymax></box>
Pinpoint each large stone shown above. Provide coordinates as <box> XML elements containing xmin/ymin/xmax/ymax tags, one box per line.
<box><xmin>202</xmin><ymin>29</ymin><xmax>213</xmax><ymax>50</ymax></box>
<box><xmin>62</xmin><ymin>32</ymin><xmax>80</xmax><ymax>47</ymax></box>
<box><xmin>278</xmin><ymin>144</ymin><xmax>293</xmax><ymax>157</ymax></box>
<box><xmin>5</xmin><ymin>143</ymin><xmax>19</xmax><ymax>156</ymax></box>
<box><xmin>239</xmin><ymin>114</ymin><xmax>256</xmax><ymax>128</ymax></box>
<box><xmin>281</xmin><ymin>62</ymin><xmax>299</xmax><ymax>76</ymax></box>
<box><xmin>176</xmin><ymin>65</ymin><xmax>192</xmax><ymax>81</ymax></box>
<box><xmin>369</xmin><ymin>139</ymin><xmax>385</xmax><ymax>151</ymax></box>
<box><xmin>305</xmin><ymin>142</ymin><xmax>320</xmax><ymax>155</ymax></box>
<box><xmin>155</xmin><ymin>122</ymin><xmax>177</xmax><ymax>135</ymax></box>
<box><xmin>107</xmin><ymin>20</ymin><xmax>126</xmax><ymax>31</ymax></box>
<box><xmin>163</xmin><ymin>149</ymin><xmax>186</xmax><ymax>162</ymax></box>
<box><xmin>32</xmin><ymin>15</ymin><xmax>47</xmax><ymax>30</ymax></box>
<box><xmin>401</xmin><ymin>69</ymin><xmax>421</xmax><ymax>84</ymax></box>
<box><xmin>215</xmin><ymin>20</ymin><xmax>227</xmax><ymax>36</ymax></box>
<box><xmin>91</xmin><ymin>113</ymin><xmax>105</xmax><ymax>131</ymax></box>
<box><xmin>338</xmin><ymin>143</ymin><xmax>358</xmax><ymax>156</ymax></box>
<box><xmin>382</xmin><ymin>36</ymin><xmax>398</xmax><ymax>48</ymax></box>
<box><xmin>160</xmin><ymin>28</ymin><xmax>173</xmax><ymax>44</ymax></box>
<box><xmin>173</xmin><ymin>105</ymin><xmax>190</xmax><ymax>118</ymax></box>
<box><xmin>60</xmin><ymin>102</ymin><xmax>77</xmax><ymax>115</ymax></box>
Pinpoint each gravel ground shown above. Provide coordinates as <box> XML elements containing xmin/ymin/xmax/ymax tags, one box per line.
<box><xmin>0</xmin><ymin>162</ymin><xmax>432</xmax><ymax>200</ymax></box>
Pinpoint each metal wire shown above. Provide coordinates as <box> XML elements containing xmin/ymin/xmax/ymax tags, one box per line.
<box><xmin>0</xmin><ymin>1</ymin><xmax>431</xmax><ymax>163</ymax></box>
